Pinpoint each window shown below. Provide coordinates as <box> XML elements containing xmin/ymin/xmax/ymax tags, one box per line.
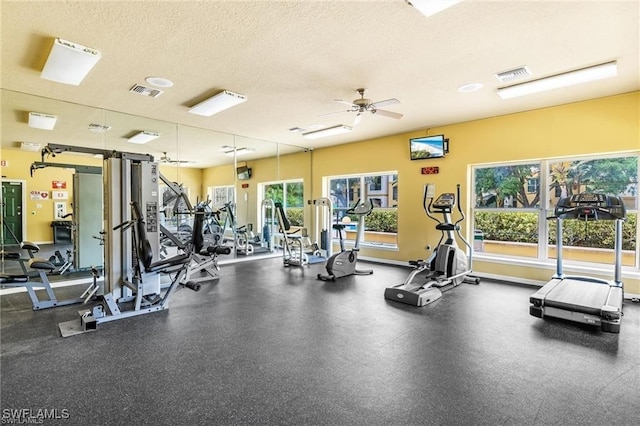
<box><xmin>327</xmin><ymin>172</ymin><xmax>398</xmax><ymax>247</ymax></box>
<box><xmin>472</xmin><ymin>154</ymin><xmax>639</xmax><ymax>268</ymax></box>
<box><xmin>263</xmin><ymin>180</ymin><xmax>304</xmax><ymax>226</ymax></box>
<box><xmin>208</xmin><ymin>185</ymin><xmax>235</xmax><ymax>210</ymax></box>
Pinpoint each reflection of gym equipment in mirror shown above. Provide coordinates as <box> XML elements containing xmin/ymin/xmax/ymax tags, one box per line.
<box><xmin>529</xmin><ymin>193</ymin><xmax>626</xmax><ymax>333</ymax></box>
<box><xmin>0</xmin><ymin>221</ymin><xmax>95</xmax><ymax>310</ymax></box>
<box><xmin>30</xmin><ymin>159</ymin><xmax>104</xmax><ymax>273</ymax></box>
<box><xmin>384</xmin><ymin>184</ymin><xmax>479</xmax><ymax>306</ymax></box>
<box><xmin>317</xmin><ymin>199</ymin><xmax>374</xmax><ymax>281</ymax></box>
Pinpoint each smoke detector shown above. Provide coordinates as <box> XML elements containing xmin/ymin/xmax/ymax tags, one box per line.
<box><xmin>495</xmin><ymin>66</ymin><xmax>532</xmax><ymax>84</ymax></box>
<box><xmin>129</xmin><ymin>84</ymin><xmax>163</xmax><ymax>98</ymax></box>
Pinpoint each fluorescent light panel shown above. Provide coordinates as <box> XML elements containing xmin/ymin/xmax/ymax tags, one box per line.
<box><xmin>128</xmin><ymin>131</ymin><xmax>160</xmax><ymax>144</ymax></box>
<box><xmin>41</xmin><ymin>38</ymin><xmax>102</xmax><ymax>86</ymax></box>
<box><xmin>21</xmin><ymin>142</ymin><xmax>42</xmax><ymax>152</ymax></box>
<box><xmin>188</xmin><ymin>90</ymin><xmax>247</xmax><ymax>117</ymax></box>
<box><xmin>408</xmin><ymin>0</ymin><xmax>461</xmax><ymax>17</ymax></box>
<box><xmin>303</xmin><ymin>125</ymin><xmax>352</xmax><ymax>140</ymax></box>
<box><xmin>28</xmin><ymin>112</ymin><xmax>57</xmax><ymax>130</ymax></box>
<box><xmin>497</xmin><ymin>61</ymin><xmax>617</xmax><ymax>99</ymax></box>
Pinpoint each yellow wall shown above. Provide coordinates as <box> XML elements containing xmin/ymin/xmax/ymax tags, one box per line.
<box><xmin>159</xmin><ymin>165</ymin><xmax>204</xmax><ymax>203</ymax></box>
<box><xmin>1</xmin><ymin>150</ymin><xmax>102</xmax><ymax>242</ymax></box>
<box><xmin>309</xmin><ymin>91</ymin><xmax>639</xmax><ymax>293</ymax></box>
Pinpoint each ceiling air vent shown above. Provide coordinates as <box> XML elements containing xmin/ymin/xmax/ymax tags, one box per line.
<box><xmin>495</xmin><ymin>66</ymin><xmax>531</xmax><ymax>83</ymax></box>
<box><xmin>88</xmin><ymin>123</ymin><xmax>111</xmax><ymax>133</ymax></box>
<box><xmin>129</xmin><ymin>84</ymin><xmax>164</xmax><ymax>98</ymax></box>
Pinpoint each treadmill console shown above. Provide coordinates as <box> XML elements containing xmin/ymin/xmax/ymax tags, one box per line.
<box><xmin>555</xmin><ymin>193</ymin><xmax>626</xmax><ymax>220</ymax></box>
<box><xmin>431</xmin><ymin>193</ymin><xmax>455</xmax><ymax>211</ymax></box>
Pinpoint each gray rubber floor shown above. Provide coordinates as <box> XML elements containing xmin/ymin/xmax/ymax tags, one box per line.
<box><xmin>1</xmin><ymin>257</ymin><xmax>639</xmax><ymax>425</ymax></box>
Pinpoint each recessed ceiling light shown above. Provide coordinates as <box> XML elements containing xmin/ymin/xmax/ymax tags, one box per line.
<box><xmin>457</xmin><ymin>83</ymin><xmax>483</xmax><ymax>93</ymax></box>
<box><xmin>303</xmin><ymin>125</ymin><xmax>352</xmax><ymax>140</ymax></box>
<box><xmin>128</xmin><ymin>131</ymin><xmax>160</xmax><ymax>144</ymax></box>
<box><xmin>145</xmin><ymin>76</ymin><xmax>173</xmax><ymax>88</ymax></box>
<box><xmin>28</xmin><ymin>112</ymin><xmax>58</xmax><ymax>130</ymax></box>
<box><xmin>189</xmin><ymin>90</ymin><xmax>247</xmax><ymax>117</ymax></box>
<box><xmin>41</xmin><ymin>38</ymin><xmax>101</xmax><ymax>86</ymax></box>
<box><xmin>497</xmin><ymin>61</ymin><xmax>617</xmax><ymax>99</ymax></box>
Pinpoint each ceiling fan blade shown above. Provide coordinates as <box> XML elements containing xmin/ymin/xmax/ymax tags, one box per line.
<box><xmin>370</xmin><ymin>98</ymin><xmax>400</xmax><ymax>109</ymax></box>
<box><xmin>334</xmin><ymin>99</ymin><xmax>355</xmax><ymax>106</ymax></box>
<box><xmin>353</xmin><ymin>113</ymin><xmax>362</xmax><ymax>127</ymax></box>
<box><xmin>372</xmin><ymin>109</ymin><xmax>403</xmax><ymax>119</ymax></box>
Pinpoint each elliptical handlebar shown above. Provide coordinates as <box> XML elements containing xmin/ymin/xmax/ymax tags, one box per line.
<box><xmin>454</xmin><ymin>184</ymin><xmax>465</xmax><ymax>227</ymax></box>
<box><xmin>423</xmin><ymin>184</ymin><xmax>441</xmax><ymax>226</ymax></box>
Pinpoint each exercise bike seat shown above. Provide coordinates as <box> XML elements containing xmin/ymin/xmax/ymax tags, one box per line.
<box><xmin>0</xmin><ymin>273</ymin><xmax>29</xmax><ymax>284</ymax></box>
<box><xmin>20</xmin><ymin>241</ymin><xmax>40</xmax><ymax>252</ymax></box>
<box><xmin>28</xmin><ymin>258</ymin><xmax>56</xmax><ymax>271</ymax></box>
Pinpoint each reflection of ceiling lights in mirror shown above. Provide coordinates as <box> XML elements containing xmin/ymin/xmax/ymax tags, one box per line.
<box><xmin>497</xmin><ymin>62</ymin><xmax>617</xmax><ymax>99</ymax></box>
<box><xmin>88</xmin><ymin>123</ymin><xmax>112</xmax><ymax>133</ymax></box>
<box><xmin>41</xmin><ymin>38</ymin><xmax>102</xmax><ymax>86</ymax></box>
<box><xmin>28</xmin><ymin>112</ymin><xmax>57</xmax><ymax>130</ymax></box>
<box><xmin>303</xmin><ymin>125</ymin><xmax>352</xmax><ymax>139</ymax></box>
<box><xmin>219</xmin><ymin>145</ymin><xmax>256</xmax><ymax>156</ymax></box>
<box><xmin>20</xmin><ymin>142</ymin><xmax>41</xmax><ymax>152</ymax></box>
<box><xmin>128</xmin><ymin>131</ymin><xmax>160</xmax><ymax>144</ymax></box>
<box><xmin>188</xmin><ymin>90</ymin><xmax>247</xmax><ymax>117</ymax></box>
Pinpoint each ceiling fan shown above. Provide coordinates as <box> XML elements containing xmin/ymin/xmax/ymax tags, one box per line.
<box><xmin>159</xmin><ymin>152</ymin><xmax>195</xmax><ymax>165</ymax></box>
<box><xmin>323</xmin><ymin>88</ymin><xmax>403</xmax><ymax>126</ymax></box>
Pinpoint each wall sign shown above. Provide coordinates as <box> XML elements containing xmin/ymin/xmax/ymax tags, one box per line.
<box><xmin>52</xmin><ymin>180</ymin><xmax>67</xmax><ymax>189</ymax></box>
<box><xmin>30</xmin><ymin>190</ymin><xmax>50</xmax><ymax>200</ymax></box>
<box><xmin>421</xmin><ymin>166</ymin><xmax>440</xmax><ymax>175</ymax></box>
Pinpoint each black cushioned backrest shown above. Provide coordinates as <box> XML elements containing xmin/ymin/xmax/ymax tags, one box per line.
<box><xmin>193</xmin><ymin>206</ymin><xmax>205</xmax><ymax>253</ymax></box>
<box><xmin>131</xmin><ymin>202</ymin><xmax>153</xmax><ymax>270</ymax></box>
<box><xmin>274</xmin><ymin>202</ymin><xmax>291</xmax><ymax>231</ymax></box>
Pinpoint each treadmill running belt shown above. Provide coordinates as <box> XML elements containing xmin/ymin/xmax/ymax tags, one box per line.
<box><xmin>544</xmin><ymin>279</ymin><xmax>612</xmax><ymax>316</ymax></box>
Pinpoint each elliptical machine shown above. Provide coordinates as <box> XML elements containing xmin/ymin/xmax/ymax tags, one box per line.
<box><xmin>384</xmin><ymin>184</ymin><xmax>479</xmax><ymax>306</ymax></box>
<box><xmin>317</xmin><ymin>199</ymin><xmax>374</xmax><ymax>282</ymax></box>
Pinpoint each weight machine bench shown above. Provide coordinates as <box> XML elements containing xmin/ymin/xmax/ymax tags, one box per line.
<box><xmin>0</xmin><ymin>242</ymin><xmax>93</xmax><ymax>310</ymax></box>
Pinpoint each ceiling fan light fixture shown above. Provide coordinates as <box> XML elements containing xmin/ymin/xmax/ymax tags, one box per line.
<box><xmin>28</xmin><ymin>112</ymin><xmax>58</xmax><ymax>130</ymax></box>
<box><xmin>41</xmin><ymin>38</ymin><xmax>102</xmax><ymax>86</ymax></box>
<box><xmin>497</xmin><ymin>61</ymin><xmax>617</xmax><ymax>99</ymax></box>
<box><xmin>188</xmin><ymin>90</ymin><xmax>247</xmax><ymax>117</ymax></box>
<box><xmin>303</xmin><ymin>125</ymin><xmax>352</xmax><ymax>140</ymax></box>
<box><xmin>128</xmin><ymin>131</ymin><xmax>160</xmax><ymax>144</ymax></box>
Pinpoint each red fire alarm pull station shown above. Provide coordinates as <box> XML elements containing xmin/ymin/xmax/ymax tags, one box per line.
<box><xmin>241</xmin><ymin>183</ymin><xmax>249</xmax><ymax>189</ymax></box>
<box><xmin>421</xmin><ymin>167</ymin><xmax>439</xmax><ymax>175</ymax></box>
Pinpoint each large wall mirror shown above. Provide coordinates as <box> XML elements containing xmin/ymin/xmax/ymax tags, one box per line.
<box><xmin>1</xmin><ymin>89</ymin><xmax>312</xmax><ymax>269</ymax></box>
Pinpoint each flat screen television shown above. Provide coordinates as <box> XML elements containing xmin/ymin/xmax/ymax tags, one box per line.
<box><xmin>237</xmin><ymin>166</ymin><xmax>252</xmax><ymax>180</ymax></box>
<box><xmin>409</xmin><ymin>135</ymin><xmax>448</xmax><ymax>160</ymax></box>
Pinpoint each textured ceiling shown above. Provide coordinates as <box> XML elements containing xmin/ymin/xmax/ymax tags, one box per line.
<box><xmin>1</xmin><ymin>1</ymin><xmax>638</xmax><ymax>168</ymax></box>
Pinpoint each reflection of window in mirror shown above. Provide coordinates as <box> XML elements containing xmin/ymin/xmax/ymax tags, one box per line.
<box><xmin>208</xmin><ymin>186</ymin><xmax>235</xmax><ymax>209</ymax></box>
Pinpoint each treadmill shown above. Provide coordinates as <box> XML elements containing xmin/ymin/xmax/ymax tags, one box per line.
<box><xmin>529</xmin><ymin>193</ymin><xmax>626</xmax><ymax>333</ymax></box>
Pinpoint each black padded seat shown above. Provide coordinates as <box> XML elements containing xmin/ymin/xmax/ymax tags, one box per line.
<box><xmin>20</xmin><ymin>241</ymin><xmax>40</xmax><ymax>252</ymax></box>
<box><xmin>0</xmin><ymin>273</ymin><xmax>29</xmax><ymax>284</ymax></box>
<box><xmin>28</xmin><ymin>258</ymin><xmax>55</xmax><ymax>270</ymax></box>
<box><xmin>0</xmin><ymin>251</ymin><xmax>21</xmax><ymax>260</ymax></box>
<box><xmin>146</xmin><ymin>253</ymin><xmax>191</xmax><ymax>273</ymax></box>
